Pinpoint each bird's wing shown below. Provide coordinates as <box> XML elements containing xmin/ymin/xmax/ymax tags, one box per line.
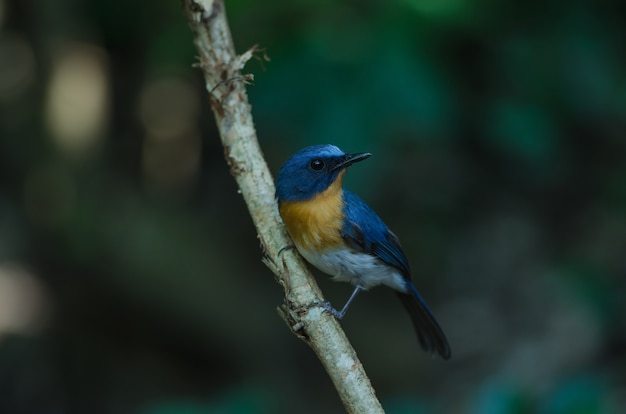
<box><xmin>342</xmin><ymin>192</ymin><xmax>450</xmax><ymax>359</ymax></box>
<box><xmin>341</xmin><ymin>190</ymin><xmax>410</xmax><ymax>276</ymax></box>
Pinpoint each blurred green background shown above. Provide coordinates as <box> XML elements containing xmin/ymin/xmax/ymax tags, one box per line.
<box><xmin>1</xmin><ymin>0</ymin><xmax>625</xmax><ymax>413</ymax></box>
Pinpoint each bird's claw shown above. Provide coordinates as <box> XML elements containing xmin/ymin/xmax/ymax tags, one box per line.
<box><xmin>310</xmin><ymin>301</ymin><xmax>345</xmax><ymax>319</ymax></box>
<box><xmin>278</xmin><ymin>244</ymin><xmax>296</xmax><ymax>256</ymax></box>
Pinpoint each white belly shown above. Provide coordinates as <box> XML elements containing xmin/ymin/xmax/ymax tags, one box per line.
<box><xmin>296</xmin><ymin>245</ymin><xmax>408</xmax><ymax>293</ymax></box>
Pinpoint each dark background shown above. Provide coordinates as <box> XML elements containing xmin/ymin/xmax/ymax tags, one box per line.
<box><xmin>1</xmin><ymin>0</ymin><xmax>625</xmax><ymax>413</ymax></box>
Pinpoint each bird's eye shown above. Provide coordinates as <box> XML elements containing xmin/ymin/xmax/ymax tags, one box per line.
<box><xmin>310</xmin><ymin>159</ymin><xmax>325</xmax><ymax>171</ymax></box>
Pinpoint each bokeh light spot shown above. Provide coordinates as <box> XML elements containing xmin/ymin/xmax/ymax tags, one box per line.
<box><xmin>138</xmin><ymin>75</ymin><xmax>201</xmax><ymax>193</ymax></box>
<box><xmin>138</xmin><ymin>76</ymin><xmax>199</xmax><ymax>141</ymax></box>
<box><xmin>0</xmin><ymin>263</ymin><xmax>48</xmax><ymax>340</ymax></box>
<box><xmin>45</xmin><ymin>41</ymin><xmax>110</xmax><ymax>158</ymax></box>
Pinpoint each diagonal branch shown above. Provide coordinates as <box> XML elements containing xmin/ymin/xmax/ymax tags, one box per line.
<box><xmin>181</xmin><ymin>0</ymin><xmax>384</xmax><ymax>412</ymax></box>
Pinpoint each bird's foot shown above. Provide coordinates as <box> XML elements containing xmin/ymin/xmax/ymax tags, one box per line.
<box><xmin>309</xmin><ymin>301</ymin><xmax>345</xmax><ymax>319</ymax></box>
<box><xmin>278</xmin><ymin>244</ymin><xmax>296</xmax><ymax>256</ymax></box>
<box><xmin>309</xmin><ymin>286</ymin><xmax>363</xmax><ymax>320</ymax></box>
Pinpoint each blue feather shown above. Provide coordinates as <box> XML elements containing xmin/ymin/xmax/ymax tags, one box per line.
<box><xmin>341</xmin><ymin>190</ymin><xmax>410</xmax><ymax>276</ymax></box>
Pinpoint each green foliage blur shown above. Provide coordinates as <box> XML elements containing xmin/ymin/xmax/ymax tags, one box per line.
<box><xmin>1</xmin><ymin>0</ymin><xmax>625</xmax><ymax>413</ymax></box>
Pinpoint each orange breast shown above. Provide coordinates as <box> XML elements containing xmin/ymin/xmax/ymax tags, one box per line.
<box><xmin>279</xmin><ymin>172</ymin><xmax>345</xmax><ymax>252</ymax></box>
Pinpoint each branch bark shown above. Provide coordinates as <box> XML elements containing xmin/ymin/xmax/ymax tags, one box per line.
<box><xmin>181</xmin><ymin>0</ymin><xmax>384</xmax><ymax>412</ymax></box>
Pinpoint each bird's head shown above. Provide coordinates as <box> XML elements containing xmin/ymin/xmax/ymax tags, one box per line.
<box><xmin>275</xmin><ymin>144</ymin><xmax>371</xmax><ymax>203</ymax></box>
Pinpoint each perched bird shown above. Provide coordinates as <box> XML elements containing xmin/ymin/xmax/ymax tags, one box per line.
<box><xmin>276</xmin><ymin>144</ymin><xmax>451</xmax><ymax>360</ymax></box>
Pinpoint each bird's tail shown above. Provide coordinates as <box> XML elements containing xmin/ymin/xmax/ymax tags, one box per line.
<box><xmin>396</xmin><ymin>281</ymin><xmax>451</xmax><ymax>360</ymax></box>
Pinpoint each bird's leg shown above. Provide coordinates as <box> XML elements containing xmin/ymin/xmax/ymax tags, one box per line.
<box><xmin>312</xmin><ymin>285</ymin><xmax>363</xmax><ymax>320</ymax></box>
<box><xmin>334</xmin><ymin>285</ymin><xmax>363</xmax><ymax>319</ymax></box>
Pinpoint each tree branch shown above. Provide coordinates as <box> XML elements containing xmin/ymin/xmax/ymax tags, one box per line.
<box><xmin>181</xmin><ymin>0</ymin><xmax>384</xmax><ymax>412</ymax></box>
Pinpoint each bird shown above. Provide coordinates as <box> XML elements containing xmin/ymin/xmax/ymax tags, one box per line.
<box><xmin>275</xmin><ymin>144</ymin><xmax>451</xmax><ymax>360</ymax></box>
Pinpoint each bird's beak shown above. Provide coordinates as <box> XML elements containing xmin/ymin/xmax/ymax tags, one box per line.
<box><xmin>332</xmin><ymin>152</ymin><xmax>372</xmax><ymax>171</ymax></box>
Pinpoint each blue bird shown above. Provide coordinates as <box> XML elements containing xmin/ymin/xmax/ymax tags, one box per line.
<box><xmin>276</xmin><ymin>144</ymin><xmax>451</xmax><ymax>360</ymax></box>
